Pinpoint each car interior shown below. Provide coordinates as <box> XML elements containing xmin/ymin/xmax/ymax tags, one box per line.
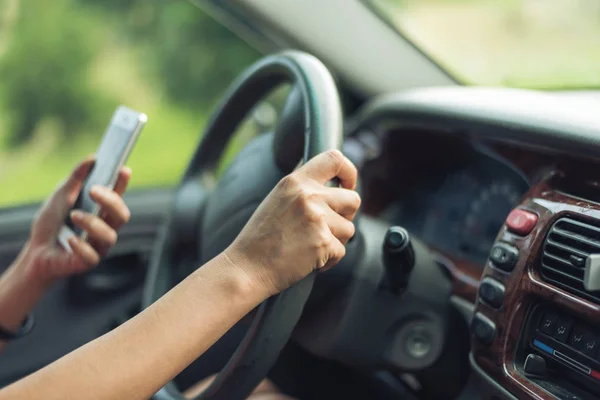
<box><xmin>2</xmin><ymin>0</ymin><xmax>600</xmax><ymax>399</ymax></box>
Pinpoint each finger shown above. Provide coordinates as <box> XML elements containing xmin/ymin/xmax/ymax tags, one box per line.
<box><xmin>113</xmin><ymin>166</ymin><xmax>132</xmax><ymax>197</ymax></box>
<box><xmin>62</xmin><ymin>156</ymin><xmax>95</xmax><ymax>197</ymax></box>
<box><xmin>67</xmin><ymin>236</ymin><xmax>101</xmax><ymax>269</ymax></box>
<box><xmin>300</xmin><ymin>150</ymin><xmax>357</xmax><ymax>189</ymax></box>
<box><xmin>320</xmin><ymin>235</ymin><xmax>346</xmax><ymax>272</ymax></box>
<box><xmin>90</xmin><ymin>185</ymin><xmax>131</xmax><ymax>229</ymax></box>
<box><xmin>325</xmin><ymin>208</ymin><xmax>355</xmax><ymax>244</ymax></box>
<box><xmin>34</xmin><ymin>157</ymin><xmax>96</xmax><ymax>234</ymax></box>
<box><xmin>323</xmin><ymin>187</ymin><xmax>361</xmax><ymax>220</ymax></box>
<box><xmin>70</xmin><ymin>210</ymin><xmax>117</xmax><ymax>248</ymax></box>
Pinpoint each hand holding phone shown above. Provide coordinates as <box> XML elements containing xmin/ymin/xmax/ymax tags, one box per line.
<box><xmin>58</xmin><ymin>106</ymin><xmax>147</xmax><ymax>252</ymax></box>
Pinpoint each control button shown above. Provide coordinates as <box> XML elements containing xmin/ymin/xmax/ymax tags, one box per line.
<box><xmin>538</xmin><ymin>312</ymin><xmax>558</xmax><ymax>336</ymax></box>
<box><xmin>478</xmin><ymin>277</ymin><xmax>505</xmax><ymax>309</ymax></box>
<box><xmin>489</xmin><ymin>243</ymin><xmax>519</xmax><ymax>272</ymax></box>
<box><xmin>471</xmin><ymin>312</ymin><xmax>496</xmax><ymax>346</ymax></box>
<box><xmin>583</xmin><ymin>335</ymin><xmax>599</xmax><ymax>359</ymax></box>
<box><xmin>570</xmin><ymin>325</ymin><xmax>599</xmax><ymax>358</ymax></box>
<box><xmin>533</xmin><ymin>339</ymin><xmax>554</xmax><ymax>355</ymax></box>
<box><xmin>524</xmin><ymin>353</ymin><xmax>547</xmax><ymax>377</ymax></box>
<box><xmin>404</xmin><ymin>325</ymin><xmax>432</xmax><ymax>359</ymax></box>
<box><xmin>506</xmin><ymin>209</ymin><xmax>538</xmax><ymax>236</ymax></box>
<box><xmin>552</xmin><ymin>317</ymin><xmax>573</xmax><ymax>343</ymax></box>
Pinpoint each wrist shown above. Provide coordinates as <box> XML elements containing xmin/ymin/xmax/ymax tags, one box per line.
<box><xmin>11</xmin><ymin>242</ymin><xmax>56</xmax><ymax>293</ymax></box>
<box><xmin>0</xmin><ymin>245</ymin><xmax>49</xmax><ymax>334</ymax></box>
<box><xmin>218</xmin><ymin>246</ymin><xmax>273</xmax><ymax>304</ymax></box>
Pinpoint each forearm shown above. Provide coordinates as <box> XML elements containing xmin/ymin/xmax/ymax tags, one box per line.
<box><xmin>0</xmin><ymin>245</ymin><xmax>49</xmax><ymax>352</ymax></box>
<box><xmin>0</xmin><ymin>251</ymin><xmax>266</xmax><ymax>400</ymax></box>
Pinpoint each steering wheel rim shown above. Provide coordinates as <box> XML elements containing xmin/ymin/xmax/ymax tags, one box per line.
<box><xmin>143</xmin><ymin>50</ymin><xmax>343</xmax><ymax>400</ymax></box>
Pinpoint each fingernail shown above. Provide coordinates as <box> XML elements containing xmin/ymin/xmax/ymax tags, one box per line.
<box><xmin>70</xmin><ymin>210</ymin><xmax>83</xmax><ymax>221</ymax></box>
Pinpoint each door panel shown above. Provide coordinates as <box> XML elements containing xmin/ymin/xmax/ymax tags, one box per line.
<box><xmin>0</xmin><ymin>188</ymin><xmax>173</xmax><ymax>386</ymax></box>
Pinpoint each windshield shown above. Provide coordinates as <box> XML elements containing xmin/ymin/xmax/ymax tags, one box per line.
<box><xmin>367</xmin><ymin>0</ymin><xmax>600</xmax><ymax>90</ymax></box>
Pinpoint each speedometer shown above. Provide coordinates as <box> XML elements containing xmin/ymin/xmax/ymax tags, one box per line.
<box><xmin>459</xmin><ymin>181</ymin><xmax>522</xmax><ymax>263</ymax></box>
<box><xmin>390</xmin><ymin>149</ymin><xmax>529</xmax><ymax>266</ymax></box>
<box><xmin>421</xmin><ymin>170</ymin><xmax>481</xmax><ymax>254</ymax></box>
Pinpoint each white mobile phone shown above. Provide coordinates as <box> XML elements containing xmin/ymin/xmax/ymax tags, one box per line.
<box><xmin>58</xmin><ymin>106</ymin><xmax>147</xmax><ymax>253</ymax></box>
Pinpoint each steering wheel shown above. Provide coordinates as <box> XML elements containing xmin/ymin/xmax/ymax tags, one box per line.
<box><xmin>143</xmin><ymin>50</ymin><xmax>343</xmax><ymax>400</ymax></box>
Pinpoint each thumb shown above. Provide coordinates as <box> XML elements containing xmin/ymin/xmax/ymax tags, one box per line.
<box><xmin>39</xmin><ymin>157</ymin><xmax>95</xmax><ymax>228</ymax></box>
<box><xmin>61</xmin><ymin>157</ymin><xmax>95</xmax><ymax>200</ymax></box>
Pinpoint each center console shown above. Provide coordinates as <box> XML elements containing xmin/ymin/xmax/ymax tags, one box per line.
<box><xmin>471</xmin><ymin>173</ymin><xmax>600</xmax><ymax>400</ymax></box>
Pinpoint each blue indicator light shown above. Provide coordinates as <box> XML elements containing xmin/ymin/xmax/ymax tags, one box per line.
<box><xmin>533</xmin><ymin>339</ymin><xmax>554</xmax><ymax>355</ymax></box>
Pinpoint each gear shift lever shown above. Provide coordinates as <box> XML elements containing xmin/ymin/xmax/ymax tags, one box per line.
<box><xmin>382</xmin><ymin>226</ymin><xmax>415</xmax><ymax>294</ymax></box>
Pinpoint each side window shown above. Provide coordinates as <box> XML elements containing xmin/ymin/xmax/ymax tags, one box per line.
<box><xmin>0</xmin><ymin>0</ymin><xmax>267</xmax><ymax>207</ymax></box>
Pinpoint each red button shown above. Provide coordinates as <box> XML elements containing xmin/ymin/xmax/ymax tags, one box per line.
<box><xmin>506</xmin><ymin>209</ymin><xmax>538</xmax><ymax>236</ymax></box>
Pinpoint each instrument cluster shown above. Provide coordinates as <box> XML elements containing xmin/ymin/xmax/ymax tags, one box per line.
<box><xmin>384</xmin><ymin>150</ymin><xmax>530</xmax><ymax>265</ymax></box>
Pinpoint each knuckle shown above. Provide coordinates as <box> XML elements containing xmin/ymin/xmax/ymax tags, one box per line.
<box><xmin>325</xmin><ymin>149</ymin><xmax>344</xmax><ymax>166</ymax></box>
<box><xmin>305</xmin><ymin>204</ymin><xmax>325</xmax><ymax>224</ymax></box>
<box><xmin>315</xmin><ymin>229</ymin><xmax>332</xmax><ymax>250</ymax></box>
<box><xmin>296</xmin><ymin>187</ymin><xmax>318</xmax><ymax>208</ymax></box>
<box><xmin>351</xmin><ymin>191</ymin><xmax>361</xmax><ymax>210</ymax></box>
<box><xmin>336</xmin><ymin>245</ymin><xmax>346</xmax><ymax>260</ymax></box>
<box><xmin>278</xmin><ymin>173</ymin><xmax>301</xmax><ymax>191</ymax></box>
<box><xmin>346</xmin><ymin>222</ymin><xmax>356</xmax><ymax>240</ymax></box>
<box><xmin>121</xmin><ymin>208</ymin><xmax>131</xmax><ymax>224</ymax></box>
<box><xmin>106</xmin><ymin>230</ymin><xmax>118</xmax><ymax>246</ymax></box>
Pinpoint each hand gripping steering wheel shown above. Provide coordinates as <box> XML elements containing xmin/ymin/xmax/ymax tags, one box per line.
<box><xmin>143</xmin><ymin>50</ymin><xmax>343</xmax><ymax>400</ymax></box>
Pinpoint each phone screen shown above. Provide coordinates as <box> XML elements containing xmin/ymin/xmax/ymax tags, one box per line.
<box><xmin>61</xmin><ymin>106</ymin><xmax>146</xmax><ymax>242</ymax></box>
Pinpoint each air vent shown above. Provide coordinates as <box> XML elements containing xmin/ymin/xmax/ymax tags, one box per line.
<box><xmin>541</xmin><ymin>217</ymin><xmax>600</xmax><ymax>303</ymax></box>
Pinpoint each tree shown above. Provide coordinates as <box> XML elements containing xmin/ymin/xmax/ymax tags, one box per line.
<box><xmin>0</xmin><ymin>0</ymin><xmax>101</xmax><ymax>145</ymax></box>
<box><xmin>74</xmin><ymin>0</ymin><xmax>260</xmax><ymax>108</ymax></box>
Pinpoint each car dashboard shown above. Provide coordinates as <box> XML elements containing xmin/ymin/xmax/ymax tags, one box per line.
<box><xmin>346</xmin><ymin>86</ymin><xmax>600</xmax><ymax>400</ymax></box>
<box><xmin>360</xmin><ymin>130</ymin><xmax>531</xmax><ymax>267</ymax></box>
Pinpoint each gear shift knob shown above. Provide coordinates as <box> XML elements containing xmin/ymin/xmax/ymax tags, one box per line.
<box><xmin>382</xmin><ymin>226</ymin><xmax>415</xmax><ymax>294</ymax></box>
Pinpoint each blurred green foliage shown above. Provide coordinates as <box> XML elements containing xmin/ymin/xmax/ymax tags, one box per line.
<box><xmin>1</xmin><ymin>0</ymin><xmax>259</xmax><ymax>145</ymax></box>
<box><xmin>0</xmin><ymin>0</ymin><xmax>104</xmax><ymax>145</ymax></box>
<box><xmin>74</xmin><ymin>0</ymin><xmax>260</xmax><ymax>108</ymax></box>
<box><xmin>0</xmin><ymin>0</ymin><xmax>261</xmax><ymax>206</ymax></box>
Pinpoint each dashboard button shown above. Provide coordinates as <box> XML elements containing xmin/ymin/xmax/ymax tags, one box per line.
<box><xmin>489</xmin><ymin>242</ymin><xmax>519</xmax><ymax>271</ymax></box>
<box><xmin>471</xmin><ymin>312</ymin><xmax>496</xmax><ymax>346</ymax></box>
<box><xmin>553</xmin><ymin>317</ymin><xmax>573</xmax><ymax>343</ymax></box>
<box><xmin>506</xmin><ymin>209</ymin><xmax>538</xmax><ymax>236</ymax></box>
<box><xmin>524</xmin><ymin>353</ymin><xmax>547</xmax><ymax>378</ymax></box>
<box><xmin>570</xmin><ymin>325</ymin><xmax>599</xmax><ymax>358</ymax></box>
<box><xmin>538</xmin><ymin>312</ymin><xmax>558</xmax><ymax>336</ymax></box>
<box><xmin>478</xmin><ymin>277</ymin><xmax>505</xmax><ymax>309</ymax></box>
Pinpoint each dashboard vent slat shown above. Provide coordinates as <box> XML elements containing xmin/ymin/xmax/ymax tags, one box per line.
<box><xmin>544</xmin><ymin>239</ymin><xmax>589</xmax><ymax>258</ymax></box>
<box><xmin>541</xmin><ymin>217</ymin><xmax>600</xmax><ymax>303</ymax></box>
<box><xmin>550</xmin><ymin>228</ymin><xmax>600</xmax><ymax>253</ymax></box>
